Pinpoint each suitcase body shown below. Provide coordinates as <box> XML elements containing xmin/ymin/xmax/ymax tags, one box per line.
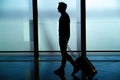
<box><xmin>75</xmin><ymin>56</ymin><xmax>97</xmax><ymax>79</ymax></box>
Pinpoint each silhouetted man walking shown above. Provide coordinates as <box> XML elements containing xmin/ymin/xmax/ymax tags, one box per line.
<box><xmin>54</xmin><ymin>2</ymin><xmax>76</xmax><ymax>75</ymax></box>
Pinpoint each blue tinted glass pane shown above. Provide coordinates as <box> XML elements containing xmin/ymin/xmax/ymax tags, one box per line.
<box><xmin>0</xmin><ymin>0</ymin><xmax>32</xmax><ymax>51</ymax></box>
<box><xmin>38</xmin><ymin>0</ymin><xmax>81</xmax><ymax>51</ymax></box>
<box><xmin>86</xmin><ymin>0</ymin><xmax>120</xmax><ymax>50</ymax></box>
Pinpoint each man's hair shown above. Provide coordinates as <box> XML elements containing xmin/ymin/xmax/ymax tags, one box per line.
<box><xmin>59</xmin><ymin>2</ymin><xmax>67</xmax><ymax>11</ymax></box>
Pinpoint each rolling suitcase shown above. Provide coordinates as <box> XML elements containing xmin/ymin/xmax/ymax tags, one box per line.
<box><xmin>67</xmin><ymin>45</ymin><xmax>97</xmax><ymax>79</ymax></box>
<box><xmin>75</xmin><ymin>56</ymin><xmax>97</xmax><ymax>79</ymax></box>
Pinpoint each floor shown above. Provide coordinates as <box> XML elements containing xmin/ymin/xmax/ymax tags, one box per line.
<box><xmin>0</xmin><ymin>53</ymin><xmax>120</xmax><ymax>80</ymax></box>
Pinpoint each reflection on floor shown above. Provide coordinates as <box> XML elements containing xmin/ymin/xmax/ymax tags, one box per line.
<box><xmin>0</xmin><ymin>55</ymin><xmax>120</xmax><ymax>80</ymax></box>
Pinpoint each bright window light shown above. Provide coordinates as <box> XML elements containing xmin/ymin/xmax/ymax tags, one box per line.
<box><xmin>86</xmin><ymin>0</ymin><xmax>118</xmax><ymax>10</ymax></box>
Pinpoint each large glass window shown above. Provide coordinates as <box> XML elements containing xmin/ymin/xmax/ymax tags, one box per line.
<box><xmin>38</xmin><ymin>0</ymin><xmax>81</xmax><ymax>51</ymax></box>
<box><xmin>0</xmin><ymin>0</ymin><xmax>32</xmax><ymax>51</ymax></box>
<box><xmin>86</xmin><ymin>0</ymin><xmax>120</xmax><ymax>51</ymax></box>
<box><xmin>0</xmin><ymin>0</ymin><xmax>81</xmax><ymax>52</ymax></box>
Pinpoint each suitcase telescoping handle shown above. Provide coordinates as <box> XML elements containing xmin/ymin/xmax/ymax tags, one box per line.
<box><xmin>67</xmin><ymin>45</ymin><xmax>80</xmax><ymax>59</ymax></box>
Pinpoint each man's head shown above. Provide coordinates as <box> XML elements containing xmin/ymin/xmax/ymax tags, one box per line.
<box><xmin>58</xmin><ymin>2</ymin><xmax>67</xmax><ymax>13</ymax></box>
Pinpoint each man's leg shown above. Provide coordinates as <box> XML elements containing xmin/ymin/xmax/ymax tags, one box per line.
<box><xmin>60</xmin><ymin>38</ymin><xmax>76</xmax><ymax>70</ymax></box>
<box><xmin>66</xmin><ymin>53</ymin><xmax>76</xmax><ymax>67</ymax></box>
<box><xmin>54</xmin><ymin>38</ymin><xmax>66</xmax><ymax>74</ymax></box>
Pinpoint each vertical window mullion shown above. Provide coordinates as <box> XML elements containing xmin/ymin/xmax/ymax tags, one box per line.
<box><xmin>81</xmin><ymin>0</ymin><xmax>86</xmax><ymax>56</ymax></box>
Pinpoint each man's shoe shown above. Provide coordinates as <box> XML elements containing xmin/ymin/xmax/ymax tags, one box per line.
<box><xmin>54</xmin><ymin>68</ymin><xmax>65</xmax><ymax>75</ymax></box>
